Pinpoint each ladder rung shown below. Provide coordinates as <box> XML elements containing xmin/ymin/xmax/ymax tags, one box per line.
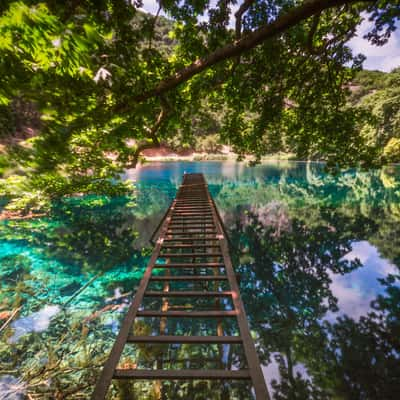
<box><xmin>167</xmin><ymin>227</ymin><xmax>216</xmax><ymax>230</ymax></box>
<box><xmin>174</xmin><ymin>206</ymin><xmax>211</xmax><ymax>209</ymax></box>
<box><xmin>174</xmin><ymin>206</ymin><xmax>211</xmax><ymax>208</ymax></box>
<box><xmin>173</xmin><ymin>209</ymin><xmax>212</xmax><ymax>212</ymax></box>
<box><xmin>154</xmin><ymin>262</ymin><xmax>224</xmax><ymax>268</ymax></box>
<box><xmin>113</xmin><ymin>369</ymin><xmax>251</xmax><ymax>380</ymax></box>
<box><xmin>171</xmin><ymin>216</ymin><xmax>213</xmax><ymax>219</ymax></box>
<box><xmin>166</xmin><ymin>233</ymin><xmax>218</xmax><ymax>235</ymax></box>
<box><xmin>175</xmin><ymin>202</ymin><xmax>210</xmax><ymax>205</ymax></box>
<box><xmin>170</xmin><ymin>220</ymin><xmax>214</xmax><ymax>224</ymax></box>
<box><xmin>161</xmin><ymin>244</ymin><xmax>220</xmax><ymax>248</ymax></box>
<box><xmin>172</xmin><ymin>213</ymin><xmax>213</xmax><ymax>216</ymax></box>
<box><xmin>168</xmin><ymin>228</ymin><xmax>215</xmax><ymax>231</ymax></box>
<box><xmin>174</xmin><ymin>208</ymin><xmax>210</xmax><ymax>210</ymax></box>
<box><xmin>168</xmin><ymin>225</ymin><xmax>215</xmax><ymax>228</ymax></box>
<box><xmin>169</xmin><ymin>220</ymin><xmax>214</xmax><ymax>223</ymax></box>
<box><xmin>165</xmin><ymin>236</ymin><xmax>219</xmax><ymax>240</ymax></box>
<box><xmin>167</xmin><ymin>230</ymin><xmax>217</xmax><ymax>234</ymax></box>
<box><xmin>150</xmin><ymin>275</ymin><xmax>227</xmax><ymax>281</ymax></box>
<box><xmin>173</xmin><ymin>209</ymin><xmax>212</xmax><ymax>213</ymax></box>
<box><xmin>168</xmin><ymin>223</ymin><xmax>215</xmax><ymax>227</ymax></box>
<box><xmin>177</xmin><ymin>194</ymin><xmax>208</xmax><ymax>197</ymax></box>
<box><xmin>158</xmin><ymin>253</ymin><xmax>222</xmax><ymax>258</ymax></box>
<box><xmin>171</xmin><ymin>213</ymin><xmax>213</xmax><ymax>220</ymax></box>
<box><xmin>169</xmin><ymin>222</ymin><xmax>214</xmax><ymax>224</ymax></box>
<box><xmin>144</xmin><ymin>291</ymin><xmax>232</xmax><ymax>297</ymax></box>
<box><xmin>137</xmin><ymin>310</ymin><xmax>237</xmax><ymax>318</ymax></box>
<box><xmin>162</xmin><ymin>238</ymin><xmax>219</xmax><ymax>242</ymax></box>
<box><xmin>167</xmin><ymin>228</ymin><xmax>216</xmax><ymax>232</ymax></box>
<box><xmin>176</xmin><ymin>200</ymin><xmax>209</xmax><ymax>203</ymax></box>
<box><xmin>174</xmin><ymin>203</ymin><xmax>210</xmax><ymax>205</ymax></box>
<box><xmin>176</xmin><ymin>200</ymin><xmax>209</xmax><ymax>202</ymax></box>
<box><xmin>126</xmin><ymin>335</ymin><xmax>242</xmax><ymax>344</ymax></box>
<box><xmin>164</xmin><ymin>238</ymin><xmax>219</xmax><ymax>242</ymax></box>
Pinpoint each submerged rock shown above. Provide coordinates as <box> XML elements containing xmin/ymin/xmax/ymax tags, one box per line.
<box><xmin>9</xmin><ymin>305</ymin><xmax>60</xmax><ymax>343</ymax></box>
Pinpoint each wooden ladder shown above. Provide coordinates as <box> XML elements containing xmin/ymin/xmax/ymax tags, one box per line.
<box><xmin>91</xmin><ymin>173</ymin><xmax>269</xmax><ymax>399</ymax></box>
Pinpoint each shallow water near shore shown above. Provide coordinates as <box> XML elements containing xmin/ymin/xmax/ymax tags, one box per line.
<box><xmin>1</xmin><ymin>161</ymin><xmax>400</xmax><ymax>399</ymax></box>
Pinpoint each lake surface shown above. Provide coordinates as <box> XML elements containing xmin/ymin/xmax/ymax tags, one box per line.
<box><xmin>1</xmin><ymin>161</ymin><xmax>399</xmax><ymax>399</ymax></box>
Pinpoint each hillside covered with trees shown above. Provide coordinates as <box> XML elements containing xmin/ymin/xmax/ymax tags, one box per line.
<box><xmin>349</xmin><ymin>68</ymin><xmax>400</xmax><ymax>163</ymax></box>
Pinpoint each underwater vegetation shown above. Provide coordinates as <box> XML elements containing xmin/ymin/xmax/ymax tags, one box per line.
<box><xmin>1</xmin><ymin>162</ymin><xmax>400</xmax><ymax>399</ymax></box>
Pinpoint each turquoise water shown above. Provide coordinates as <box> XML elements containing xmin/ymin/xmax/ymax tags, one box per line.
<box><xmin>1</xmin><ymin>161</ymin><xmax>400</xmax><ymax>399</ymax></box>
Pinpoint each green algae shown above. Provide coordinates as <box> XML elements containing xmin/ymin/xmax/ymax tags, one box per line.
<box><xmin>0</xmin><ymin>192</ymin><xmax>156</xmax><ymax>398</ymax></box>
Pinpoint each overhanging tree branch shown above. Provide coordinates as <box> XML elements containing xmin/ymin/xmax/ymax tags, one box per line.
<box><xmin>149</xmin><ymin>3</ymin><xmax>162</xmax><ymax>50</ymax></box>
<box><xmin>133</xmin><ymin>0</ymin><xmax>375</xmax><ymax>103</ymax></box>
<box><xmin>126</xmin><ymin>96</ymin><xmax>171</xmax><ymax>168</ymax></box>
<box><xmin>235</xmin><ymin>0</ymin><xmax>256</xmax><ymax>39</ymax></box>
<box><xmin>307</xmin><ymin>12</ymin><xmax>321</xmax><ymax>54</ymax></box>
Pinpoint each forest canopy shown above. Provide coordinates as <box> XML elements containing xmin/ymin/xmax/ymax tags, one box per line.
<box><xmin>0</xmin><ymin>0</ymin><xmax>400</xmax><ymax>211</ymax></box>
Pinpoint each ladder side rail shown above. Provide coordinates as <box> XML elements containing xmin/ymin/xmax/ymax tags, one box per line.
<box><xmin>91</xmin><ymin>196</ymin><xmax>179</xmax><ymax>399</ymax></box>
<box><xmin>205</xmin><ymin>182</ymin><xmax>270</xmax><ymax>400</ymax></box>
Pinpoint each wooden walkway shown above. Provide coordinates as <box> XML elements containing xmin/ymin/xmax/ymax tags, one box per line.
<box><xmin>92</xmin><ymin>173</ymin><xmax>269</xmax><ymax>399</ymax></box>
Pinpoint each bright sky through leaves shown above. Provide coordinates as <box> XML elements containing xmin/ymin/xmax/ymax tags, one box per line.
<box><xmin>140</xmin><ymin>0</ymin><xmax>400</xmax><ymax>72</ymax></box>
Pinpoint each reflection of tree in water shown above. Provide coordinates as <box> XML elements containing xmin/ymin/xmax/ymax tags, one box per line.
<box><xmin>302</xmin><ymin>272</ymin><xmax>400</xmax><ymax>400</ymax></box>
<box><xmin>48</xmin><ymin>196</ymin><xmax>144</xmax><ymax>272</ymax></box>
<box><xmin>111</xmin><ymin>292</ymin><xmax>256</xmax><ymax>398</ymax></box>
<box><xmin>0</xmin><ymin>196</ymin><xmax>155</xmax><ymax>398</ymax></box>
<box><xmin>368</xmin><ymin>206</ymin><xmax>400</xmax><ymax>267</ymax></box>
<box><xmin>2</xmin><ymin>166</ymin><xmax>400</xmax><ymax>398</ymax></box>
<box><xmin>228</xmin><ymin>206</ymin><xmax>400</xmax><ymax>399</ymax></box>
<box><xmin>1</xmin><ymin>196</ymin><xmax>148</xmax><ymax>272</ymax></box>
<box><xmin>114</xmin><ymin>372</ymin><xmax>253</xmax><ymax>400</ymax></box>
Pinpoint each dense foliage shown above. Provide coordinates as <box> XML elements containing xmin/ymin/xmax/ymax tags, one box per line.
<box><xmin>0</xmin><ymin>1</ymin><xmax>400</xmax><ymax>210</ymax></box>
<box><xmin>349</xmin><ymin>68</ymin><xmax>400</xmax><ymax>163</ymax></box>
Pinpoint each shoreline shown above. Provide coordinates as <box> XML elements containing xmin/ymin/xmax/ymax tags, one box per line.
<box><xmin>0</xmin><ymin>210</ymin><xmax>47</xmax><ymax>221</ymax></box>
<box><xmin>142</xmin><ymin>152</ymin><xmax>297</xmax><ymax>163</ymax></box>
<box><xmin>2</xmin><ymin>160</ymin><xmax>399</xmax><ymax>220</ymax></box>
